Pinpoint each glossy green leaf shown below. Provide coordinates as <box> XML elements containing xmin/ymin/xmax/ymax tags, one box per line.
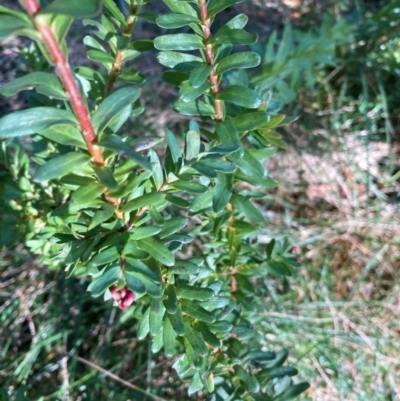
<box><xmin>156</xmin><ymin>13</ymin><xmax>199</xmax><ymax>29</ymax></box>
<box><xmin>159</xmin><ymin>217</ymin><xmax>188</xmax><ymax>238</ymax></box>
<box><xmin>149</xmin><ymin>299</ymin><xmax>165</xmax><ymax>336</ymax></box>
<box><xmin>207</xmin><ymin>0</ymin><xmax>244</xmax><ymax>18</ymax></box>
<box><xmin>154</xmin><ymin>34</ymin><xmax>204</xmax><ymax>51</ymax></box>
<box><xmin>185</xmin><ymin>130</ymin><xmax>200</xmax><ymax>161</ymax></box>
<box><xmin>165</xmin><ymin>195</ymin><xmax>190</xmax><ymax>209</ymax></box>
<box><xmin>191</xmin><ymin>161</ymin><xmax>217</xmax><ymax>178</ymax></box>
<box><xmin>124</xmin><ymin>272</ymin><xmax>146</xmax><ymax>295</ymax></box>
<box><xmin>215</xmin><ymin>119</ymin><xmax>243</xmax><ymax>155</ymax></box>
<box><xmin>189</xmin><ymin>64</ymin><xmax>213</xmax><ymax>88</ymax></box>
<box><xmin>178</xmin><ymin>81</ymin><xmax>211</xmax><ymax>103</ymax></box>
<box><xmin>231</xmin><ymin>194</ymin><xmax>266</xmax><ymax>224</ymax></box>
<box><xmin>121</xmin><ymin>192</ymin><xmax>165</xmax><ymax>213</ymax></box>
<box><xmin>0</xmin><ymin>72</ymin><xmax>67</xmax><ymax>100</ymax></box>
<box><xmin>125</xmin><ymin>257</ymin><xmax>160</xmax><ymax>283</ymax></box>
<box><xmin>176</xmin><ymin>284</ymin><xmax>214</xmax><ymax>301</ymax></box>
<box><xmin>234</xmin><ymin>366</ymin><xmax>260</xmax><ymax>393</ymax></box>
<box><xmin>184</xmin><ymin>321</ymin><xmax>208</xmax><ymax>356</ymax></box>
<box><xmin>181</xmin><ymin>300</ymin><xmax>216</xmax><ymax>323</ymax></box>
<box><xmin>232</xmin><ymin>111</ymin><xmax>270</xmax><ymax>132</ymax></box>
<box><xmin>162</xmin><ymin>0</ymin><xmax>197</xmax><ymax>17</ymax></box>
<box><xmin>165</xmin><ymin>128</ymin><xmax>182</xmax><ymax>169</ymax></box>
<box><xmin>216</xmin><ymin>52</ymin><xmax>260</xmax><ymax>74</ymax></box>
<box><xmin>173</xmin><ymin>100</ymin><xmax>215</xmax><ymax>116</ymax></box>
<box><xmin>169</xmin><ymin>259</ymin><xmax>200</xmax><ymax>275</ymax></box>
<box><xmin>157</xmin><ymin>51</ymin><xmax>203</xmax><ymax>69</ymax></box>
<box><xmin>92</xmin><ymin>87</ymin><xmax>141</xmax><ymax>134</ymax></box>
<box><xmin>168</xmin><ymin>303</ymin><xmax>185</xmax><ymax>336</ymax></box>
<box><xmin>164</xmin><ymin>284</ymin><xmax>178</xmax><ymax>314</ymax></box>
<box><xmin>93</xmin><ymin>166</ymin><xmax>118</xmax><ymax>190</ymax></box>
<box><xmin>35</xmin><ymin>153</ymin><xmax>90</xmax><ymax>182</ymax></box>
<box><xmin>149</xmin><ymin>150</ymin><xmax>164</xmax><ymax>190</ymax></box>
<box><xmin>100</xmin><ymin>135</ymin><xmax>152</xmax><ymax>171</ymax></box>
<box><xmin>0</xmin><ymin>14</ymin><xmax>31</xmax><ymax>40</ymax></box>
<box><xmin>213</xmin><ymin>173</ymin><xmax>233</xmax><ymax>212</ymax></box>
<box><xmin>228</xmin><ymin>149</ymin><xmax>266</xmax><ymax>180</ymax></box>
<box><xmin>89</xmin><ymin>266</ymin><xmax>119</xmax><ymax>297</ymax></box>
<box><xmin>274</xmin><ymin>383</ymin><xmax>310</xmax><ymax>401</ymax></box>
<box><xmin>72</xmin><ymin>182</ymin><xmax>104</xmax><ymax>205</ymax></box>
<box><xmin>193</xmin><ymin>321</ymin><xmax>221</xmax><ymax>348</ymax></box>
<box><xmin>91</xmin><ymin>246</ymin><xmax>119</xmax><ymax>266</ymax></box>
<box><xmin>225</xmin><ymin>13</ymin><xmax>248</xmax><ymax>29</ymax></box>
<box><xmin>137</xmin><ymin>307</ymin><xmax>150</xmax><ymax>340</ymax></box>
<box><xmin>217</xmin><ymin>85</ymin><xmax>262</xmax><ymax>108</ymax></box>
<box><xmin>170</xmin><ymin>180</ymin><xmax>208</xmax><ymax>194</ymax></box>
<box><xmin>213</xmin><ymin>28</ymin><xmax>258</xmax><ymax>45</ymax></box>
<box><xmin>163</xmin><ymin>316</ymin><xmax>177</xmax><ymax>356</ymax></box>
<box><xmin>129</xmin><ymin>226</ymin><xmax>161</xmax><ymax>240</ymax></box>
<box><xmin>41</xmin><ymin>0</ymin><xmax>102</xmax><ymax>18</ymax></box>
<box><xmin>208</xmin><ymin>320</ymin><xmax>233</xmax><ymax>334</ymax></box>
<box><xmin>198</xmin><ymin>159</ymin><xmax>236</xmax><ymax>173</ymax></box>
<box><xmin>40</xmin><ymin>125</ymin><xmax>86</xmax><ymax>149</ymax></box>
<box><xmin>89</xmin><ymin>205</ymin><xmax>117</xmax><ymax>230</ymax></box>
<box><xmin>137</xmin><ymin>238</ymin><xmax>175</xmax><ymax>266</ymax></box>
<box><xmin>87</xmin><ymin>49</ymin><xmax>114</xmax><ymax>64</ymax></box>
<box><xmin>0</xmin><ymin>107</ymin><xmax>77</xmax><ymax>138</ymax></box>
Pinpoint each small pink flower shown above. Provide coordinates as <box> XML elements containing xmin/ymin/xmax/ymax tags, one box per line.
<box><xmin>290</xmin><ymin>246</ymin><xmax>299</xmax><ymax>254</ymax></box>
<box><xmin>110</xmin><ymin>286</ymin><xmax>122</xmax><ymax>301</ymax></box>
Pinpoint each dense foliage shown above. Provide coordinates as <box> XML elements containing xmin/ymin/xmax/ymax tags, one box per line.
<box><xmin>0</xmin><ymin>0</ymin><xmax>313</xmax><ymax>399</ymax></box>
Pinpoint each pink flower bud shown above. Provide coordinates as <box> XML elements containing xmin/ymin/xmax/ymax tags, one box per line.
<box><xmin>119</xmin><ymin>288</ymin><xmax>126</xmax><ymax>298</ymax></box>
<box><xmin>118</xmin><ymin>290</ymin><xmax>135</xmax><ymax>309</ymax></box>
<box><xmin>290</xmin><ymin>246</ymin><xmax>299</xmax><ymax>254</ymax></box>
<box><xmin>110</xmin><ymin>286</ymin><xmax>122</xmax><ymax>301</ymax></box>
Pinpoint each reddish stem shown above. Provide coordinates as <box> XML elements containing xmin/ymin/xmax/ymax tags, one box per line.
<box><xmin>200</xmin><ymin>0</ymin><xmax>223</xmax><ymax>121</ymax></box>
<box><xmin>22</xmin><ymin>0</ymin><xmax>104</xmax><ymax>166</ymax></box>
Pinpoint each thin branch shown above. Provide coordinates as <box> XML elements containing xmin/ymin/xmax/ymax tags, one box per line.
<box><xmin>22</xmin><ymin>0</ymin><xmax>104</xmax><ymax>166</ymax></box>
<box><xmin>200</xmin><ymin>0</ymin><xmax>223</xmax><ymax>121</ymax></box>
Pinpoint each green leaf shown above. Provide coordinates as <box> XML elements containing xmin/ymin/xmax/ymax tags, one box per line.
<box><xmin>157</xmin><ymin>51</ymin><xmax>203</xmax><ymax>69</ymax></box>
<box><xmin>189</xmin><ymin>64</ymin><xmax>213</xmax><ymax>88</ymax></box>
<box><xmin>35</xmin><ymin>153</ymin><xmax>90</xmax><ymax>182</ymax></box>
<box><xmin>185</xmin><ymin>130</ymin><xmax>200</xmax><ymax>161</ymax></box>
<box><xmin>40</xmin><ymin>125</ymin><xmax>86</xmax><ymax>148</ymax></box>
<box><xmin>176</xmin><ymin>284</ymin><xmax>214</xmax><ymax>301</ymax></box>
<box><xmin>0</xmin><ymin>72</ymin><xmax>67</xmax><ymax>100</ymax></box>
<box><xmin>129</xmin><ymin>226</ymin><xmax>161</xmax><ymax>240</ymax></box>
<box><xmin>165</xmin><ymin>128</ymin><xmax>182</xmax><ymax>168</ymax></box>
<box><xmin>207</xmin><ymin>0</ymin><xmax>245</xmax><ymax>18</ymax></box>
<box><xmin>93</xmin><ymin>166</ymin><xmax>118</xmax><ymax>190</ymax></box>
<box><xmin>87</xmin><ymin>49</ymin><xmax>114</xmax><ymax>64</ymax></box>
<box><xmin>213</xmin><ymin>28</ymin><xmax>258</xmax><ymax>45</ymax></box>
<box><xmin>72</xmin><ymin>182</ymin><xmax>104</xmax><ymax>205</ymax></box>
<box><xmin>178</xmin><ymin>81</ymin><xmax>211</xmax><ymax>103</ymax></box>
<box><xmin>215</xmin><ymin>119</ymin><xmax>243</xmax><ymax>155</ymax></box>
<box><xmin>121</xmin><ymin>192</ymin><xmax>165</xmax><ymax>213</ymax></box>
<box><xmin>231</xmin><ymin>194</ymin><xmax>266</xmax><ymax>224</ymax></box>
<box><xmin>89</xmin><ymin>205</ymin><xmax>117</xmax><ymax>230</ymax></box>
<box><xmin>125</xmin><ymin>257</ymin><xmax>161</xmax><ymax>283</ymax></box>
<box><xmin>41</xmin><ymin>0</ymin><xmax>102</xmax><ymax>18</ymax></box>
<box><xmin>163</xmin><ymin>316</ymin><xmax>177</xmax><ymax>356</ymax></box>
<box><xmin>193</xmin><ymin>321</ymin><xmax>221</xmax><ymax>348</ymax></box>
<box><xmin>213</xmin><ymin>173</ymin><xmax>233</xmax><ymax>212</ymax></box>
<box><xmin>164</xmin><ymin>284</ymin><xmax>178</xmax><ymax>314</ymax></box>
<box><xmin>170</xmin><ymin>180</ymin><xmax>208</xmax><ymax>194</ymax></box>
<box><xmin>168</xmin><ymin>303</ymin><xmax>185</xmax><ymax>336</ymax></box>
<box><xmin>149</xmin><ymin>299</ymin><xmax>165</xmax><ymax>336</ymax></box>
<box><xmin>154</xmin><ymin>34</ymin><xmax>204</xmax><ymax>51</ymax></box>
<box><xmin>156</xmin><ymin>13</ymin><xmax>199</xmax><ymax>29</ymax></box>
<box><xmin>0</xmin><ymin>10</ymin><xmax>31</xmax><ymax>40</ymax></box>
<box><xmin>162</xmin><ymin>0</ymin><xmax>198</xmax><ymax>17</ymax></box>
<box><xmin>234</xmin><ymin>366</ymin><xmax>260</xmax><ymax>393</ymax></box>
<box><xmin>92</xmin><ymin>87</ymin><xmax>141</xmax><ymax>134</ymax></box>
<box><xmin>137</xmin><ymin>307</ymin><xmax>150</xmax><ymax>340</ymax></box>
<box><xmin>91</xmin><ymin>246</ymin><xmax>119</xmax><ymax>266</ymax></box>
<box><xmin>165</xmin><ymin>195</ymin><xmax>190</xmax><ymax>209</ymax></box>
<box><xmin>192</xmin><ymin>161</ymin><xmax>217</xmax><ymax>178</ymax></box>
<box><xmin>159</xmin><ymin>217</ymin><xmax>188</xmax><ymax>238</ymax></box>
<box><xmin>225</xmin><ymin>13</ymin><xmax>248</xmax><ymax>29</ymax></box>
<box><xmin>181</xmin><ymin>300</ymin><xmax>216</xmax><ymax>323</ymax></box>
<box><xmin>232</xmin><ymin>111</ymin><xmax>270</xmax><ymax>132</ymax></box>
<box><xmin>149</xmin><ymin>150</ymin><xmax>164</xmax><ymax>190</ymax></box>
<box><xmin>198</xmin><ymin>159</ymin><xmax>236</xmax><ymax>173</ymax></box>
<box><xmin>184</xmin><ymin>321</ymin><xmax>208</xmax><ymax>356</ymax></box>
<box><xmin>228</xmin><ymin>149</ymin><xmax>266</xmax><ymax>180</ymax></box>
<box><xmin>216</xmin><ymin>52</ymin><xmax>260</xmax><ymax>74</ymax></box>
<box><xmin>173</xmin><ymin>100</ymin><xmax>215</xmax><ymax>117</ymax></box>
<box><xmin>100</xmin><ymin>135</ymin><xmax>152</xmax><ymax>171</ymax></box>
<box><xmin>217</xmin><ymin>85</ymin><xmax>262</xmax><ymax>108</ymax></box>
<box><xmin>169</xmin><ymin>259</ymin><xmax>200</xmax><ymax>275</ymax></box>
<box><xmin>0</xmin><ymin>107</ymin><xmax>77</xmax><ymax>138</ymax></box>
<box><xmin>274</xmin><ymin>383</ymin><xmax>310</xmax><ymax>401</ymax></box>
<box><xmin>137</xmin><ymin>238</ymin><xmax>175</xmax><ymax>266</ymax></box>
<box><xmin>89</xmin><ymin>266</ymin><xmax>120</xmax><ymax>297</ymax></box>
<box><xmin>208</xmin><ymin>320</ymin><xmax>233</xmax><ymax>333</ymax></box>
<box><xmin>163</xmin><ymin>70</ymin><xmax>189</xmax><ymax>86</ymax></box>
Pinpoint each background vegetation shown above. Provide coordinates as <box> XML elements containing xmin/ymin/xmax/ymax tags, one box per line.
<box><xmin>1</xmin><ymin>0</ymin><xmax>399</xmax><ymax>400</ymax></box>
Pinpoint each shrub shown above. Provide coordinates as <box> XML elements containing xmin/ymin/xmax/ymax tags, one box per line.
<box><xmin>0</xmin><ymin>0</ymin><xmax>309</xmax><ymax>399</ymax></box>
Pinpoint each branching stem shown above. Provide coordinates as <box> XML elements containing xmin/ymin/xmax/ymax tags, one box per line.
<box><xmin>21</xmin><ymin>0</ymin><xmax>104</xmax><ymax>166</ymax></box>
